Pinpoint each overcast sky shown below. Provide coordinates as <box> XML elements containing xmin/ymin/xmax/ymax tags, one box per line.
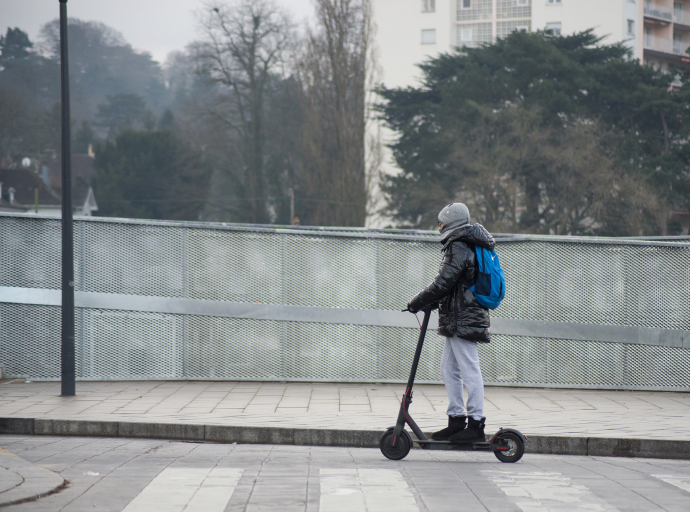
<box><xmin>0</xmin><ymin>0</ymin><xmax>316</xmax><ymax>64</ymax></box>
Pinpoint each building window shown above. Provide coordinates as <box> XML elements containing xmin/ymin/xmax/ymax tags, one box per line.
<box><xmin>547</xmin><ymin>0</ymin><xmax>562</xmax><ymax>4</ymax></box>
<box><xmin>456</xmin><ymin>22</ymin><xmax>492</xmax><ymax>48</ymax></box>
<box><xmin>674</xmin><ymin>2</ymin><xmax>683</xmax><ymax>22</ymax></box>
<box><xmin>422</xmin><ymin>0</ymin><xmax>436</xmax><ymax>13</ymax></box>
<box><xmin>458</xmin><ymin>0</ymin><xmax>492</xmax><ymax>21</ymax></box>
<box><xmin>422</xmin><ymin>29</ymin><xmax>437</xmax><ymax>44</ymax></box>
<box><xmin>497</xmin><ymin>20</ymin><xmax>531</xmax><ymax>39</ymax></box>
<box><xmin>674</xmin><ymin>33</ymin><xmax>682</xmax><ymax>53</ymax></box>
<box><xmin>497</xmin><ymin>0</ymin><xmax>531</xmax><ymax>19</ymax></box>
<box><xmin>627</xmin><ymin>20</ymin><xmax>635</xmax><ymax>36</ymax></box>
<box><xmin>644</xmin><ymin>27</ymin><xmax>652</xmax><ymax>47</ymax></box>
<box><xmin>546</xmin><ymin>22</ymin><xmax>562</xmax><ymax>35</ymax></box>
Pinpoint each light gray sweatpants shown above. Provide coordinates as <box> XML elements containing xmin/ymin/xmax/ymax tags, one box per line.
<box><xmin>441</xmin><ymin>335</ymin><xmax>484</xmax><ymax>420</ymax></box>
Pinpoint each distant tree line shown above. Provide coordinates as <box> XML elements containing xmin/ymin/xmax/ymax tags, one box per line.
<box><xmin>377</xmin><ymin>30</ymin><xmax>690</xmax><ymax>236</ymax></box>
<box><xmin>0</xmin><ymin>0</ymin><xmax>377</xmax><ymax>226</ymax></box>
<box><xmin>3</xmin><ymin>6</ymin><xmax>690</xmax><ymax>234</ymax></box>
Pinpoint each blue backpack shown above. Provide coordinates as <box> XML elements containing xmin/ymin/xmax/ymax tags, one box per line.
<box><xmin>470</xmin><ymin>246</ymin><xmax>505</xmax><ymax>310</ymax></box>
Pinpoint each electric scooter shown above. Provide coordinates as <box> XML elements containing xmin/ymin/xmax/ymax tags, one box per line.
<box><xmin>380</xmin><ymin>308</ymin><xmax>526</xmax><ymax>463</ymax></box>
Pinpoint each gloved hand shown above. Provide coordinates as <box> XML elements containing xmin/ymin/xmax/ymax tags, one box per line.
<box><xmin>406</xmin><ymin>301</ymin><xmax>419</xmax><ymax>314</ymax></box>
<box><xmin>406</xmin><ymin>300</ymin><xmax>438</xmax><ymax>314</ymax></box>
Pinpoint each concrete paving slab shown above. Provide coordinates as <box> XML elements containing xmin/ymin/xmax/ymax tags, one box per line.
<box><xmin>1</xmin><ymin>380</ymin><xmax>690</xmax><ymax>460</ymax></box>
<box><xmin>0</xmin><ymin>447</ymin><xmax>64</xmax><ymax>506</ymax></box>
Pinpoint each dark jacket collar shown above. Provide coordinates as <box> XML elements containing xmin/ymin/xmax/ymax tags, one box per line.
<box><xmin>441</xmin><ymin>223</ymin><xmax>496</xmax><ymax>251</ymax></box>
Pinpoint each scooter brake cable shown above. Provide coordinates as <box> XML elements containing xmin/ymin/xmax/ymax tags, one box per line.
<box><xmin>414</xmin><ymin>313</ymin><xmax>422</xmax><ymax>330</ymax></box>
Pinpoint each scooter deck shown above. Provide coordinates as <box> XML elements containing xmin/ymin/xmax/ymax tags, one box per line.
<box><xmin>414</xmin><ymin>439</ymin><xmax>499</xmax><ymax>451</ymax></box>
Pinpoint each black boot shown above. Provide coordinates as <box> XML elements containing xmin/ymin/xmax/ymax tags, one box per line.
<box><xmin>448</xmin><ymin>416</ymin><xmax>485</xmax><ymax>443</ymax></box>
<box><xmin>431</xmin><ymin>415</ymin><xmax>466</xmax><ymax>441</ymax></box>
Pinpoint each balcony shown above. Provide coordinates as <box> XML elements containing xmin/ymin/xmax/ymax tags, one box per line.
<box><xmin>644</xmin><ymin>2</ymin><xmax>673</xmax><ymax>22</ymax></box>
<box><xmin>644</xmin><ymin>34</ymin><xmax>690</xmax><ymax>57</ymax></box>
<box><xmin>674</xmin><ymin>8</ymin><xmax>690</xmax><ymax>29</ymax></box>
<box><xmin>675</xmin><ymin>39</ymin><xmax>690</xmax><ymax>55</ymax></box>
<box><xmin>644</xmin><ymin>34</ymin><xmax>672</xmax><ymax>52</ymax></box>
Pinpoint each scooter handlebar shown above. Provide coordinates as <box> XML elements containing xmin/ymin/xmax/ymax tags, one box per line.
<box><xmin>402</xmin><ymin>305</ymin><xmax>435</xmax><ymax>313</ymax></box>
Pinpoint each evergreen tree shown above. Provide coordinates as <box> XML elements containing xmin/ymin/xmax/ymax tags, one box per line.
<box><xmin>95</xmin><ymin>93</ymin><xmax>147</xmax><ymax>135</ymax></box>
<box><xmin>92</xmin><ymin>129</ymin><xmax>211</xmax><ymax>221</ymax></box>
<box><xmin>0</xmin><ymin>28</ymin><xmax>33</xmax><ymax>63</ymax></box>
<box><xmin>74</xmin><ymin>120</ymin><xmax>96</xmax><ymax>153</ymax></box>
<box><xmin>377</xmin><ymin>30</ymin><xmax>689</xmax><ymax>235</ymax></box>
<box><xmin>0</xmin><ymin>28</ymin><xmax>58</xmax><ymax>114</ymax></box>
<box><xmin>38</xmin><ymin>19</ymin><xmax>166</xmax><ymax>121</ymax></box>
<box><xmin>157</xmin><ymin>109</ymin><xmax>176</xmax><ymax>132</ymax></box>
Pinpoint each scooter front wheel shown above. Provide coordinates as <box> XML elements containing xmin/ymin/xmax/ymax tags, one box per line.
<box><xmin>493</xmin><ymin>431</ymin><xmax>525</xmax><ymax>463</ymax></box>
<box><xmin>380</xmin><ymin>428</ymin><xmax>412</xmax><ymax>460</ymax></box>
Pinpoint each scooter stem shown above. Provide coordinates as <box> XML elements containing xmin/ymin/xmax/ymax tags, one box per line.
<box><xmin>406</xmin><ymin>309</ymin><xmax>431</xmax><ymax>391</ymax></box>
<box><xmin>392</xmin><ymin>308</ymin><xmax>431</xmax><ymax>441</ymax></box>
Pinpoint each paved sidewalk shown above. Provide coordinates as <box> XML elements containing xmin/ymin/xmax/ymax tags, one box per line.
<box><xmin>1</xmin><ymin>380</ymin><xmax>690</xmax><ymax>457</ymax></box>
<box><xmin>3</xmin><ymin>436</ymin><xmax>690</xmax><ymax>512</ymax></box>
<box><xmin>0</xmin><ymin>447</ymin><xmax>64</xmax><ymax>506</ymax></box>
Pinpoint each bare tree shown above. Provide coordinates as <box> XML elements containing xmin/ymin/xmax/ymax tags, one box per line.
<box><xmin>296</xmin><ymin>0</ymin><xmax>377</xmax><ymax>227</ymax></box>
<box><xmin>193</xmin><ymin>0</ymin><xmax>294</xmax><ymax>223</ymax></box>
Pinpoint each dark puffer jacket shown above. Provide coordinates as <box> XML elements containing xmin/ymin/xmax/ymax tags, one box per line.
<box><xmin>407</xmin><ymin>224</ymin><xmax>495</xmax><ymax>342</ymax></box>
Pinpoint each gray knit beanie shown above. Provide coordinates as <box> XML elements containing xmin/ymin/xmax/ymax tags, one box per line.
<box><xmin>438</xmin><ymin>203</ymin><xmax>470</xmax><ymax>228</ymax></box>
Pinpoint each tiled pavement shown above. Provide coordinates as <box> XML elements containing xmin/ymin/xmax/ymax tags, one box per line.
<box><xmin>3</xmin><ymin>436</ymin><xmax>690</xmax><ymax>511</ymax></box>
<box><xmin>1</xmin><ymin>380</ymin><xmax>690</xmax><ymax>440</ymax></box>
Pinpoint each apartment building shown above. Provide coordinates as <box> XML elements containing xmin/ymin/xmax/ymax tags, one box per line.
<box><xmin>641</xmin><ymin>0</ymin><xmax>690</xmax><ymax>71</ymax></box>
<box><xmin>372</xmin><ymin>0</ymin><xmax>690</xmax><ymax>86</ymax></box>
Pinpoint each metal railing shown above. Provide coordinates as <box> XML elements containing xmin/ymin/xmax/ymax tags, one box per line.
<box><xmin>674</xmin><ymin>9</ymin><xmax>685</xmax><ymax>24</ymax></box>
<box><xmin>645</xmin><ymin>2</ymin><xmax>673</xmax><ymax>21</ymax></box>
<box><xmin>1</xmin><ymin>213</ymin><xmax>689</xmax><ymax>390</ymax></box>
<box><xmin>674</xmin><ymin>39</ymin><xmax>690</xmax><ymax>55</ymax></box>
<box><xmin>644</xmin><ymin>34</ymin><xmax>672</xmax><ymax>53</ymax></box>
<box><xmin>642</xmin><ymin>33</ymin><xmax>690</xmax><ymax>56</ymax></box>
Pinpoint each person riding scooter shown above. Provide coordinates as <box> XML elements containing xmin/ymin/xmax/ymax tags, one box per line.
<box><xmin>406</xmin><ymin>203</ymin><xmax>495</xmax><ymax>443</ymax></box>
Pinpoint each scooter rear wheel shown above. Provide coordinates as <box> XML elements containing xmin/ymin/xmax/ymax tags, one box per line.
<box><xmin>493</xmin><ymin>431</ymin><xmax>525</xmax><ymax>463</ymax></box>
<box><xmin>380</xmin><ymin>428</ymin><xmax>412</xmax><ymax>460</ymax></box>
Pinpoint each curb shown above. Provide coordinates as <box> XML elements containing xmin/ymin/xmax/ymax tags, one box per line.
<box><xmin>0</xmin><ymin>448</ymin><xmax>66</xmax><ymax>507</ymax></box>
<box><xmin>1</xmin><ymin>417</ymin><xmax>689</xmax><ymax>460</ymax></box>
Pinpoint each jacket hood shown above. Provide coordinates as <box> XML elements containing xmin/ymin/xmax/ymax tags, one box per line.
<box><xmin>441</xmin><ymin>223</ymin><xmax>495</xmax><ymax>251</ymax></box>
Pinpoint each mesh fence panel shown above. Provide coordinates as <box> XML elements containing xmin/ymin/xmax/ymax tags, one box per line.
<box><xmin>624</xmin><ymin>245</ymin><xmax>690</xmax><ymax>329</ymax></box>
<box><xmin>1</xmin><ymin>214</ymin><xmax>689</xmax><ymax>390</ymax></box>
<box><xmin>0</xmin><ymin>303</ymin><xmax>62</xmax><ymax>379</ymax></box>
<box><xmin>80</xmin><ymin>221</ymin><xmax>186</xmax><ymax>297</ymax></box>
<box><xmin>187</xmin><ymin>229</ymin><xmax>282</xmax><ymax>303</ymax></box>
<box><xmin>0</xmin><ymin>216</ymin><xmax>62</xmax><ymax>290</ymax></box>
<box><xmin>81</xmin><ymin>309</ymin><xmax>182</xmax><ymax>380</ymax></box>
<box><xmin>282</xmin><ymin>235</ymin><xmax>379</xmax><ymax>308</ymax></box>
<box><xmin>491</xmin><ymin>241</ymin><xmax>548</xmax><ymax>320</ymax></box>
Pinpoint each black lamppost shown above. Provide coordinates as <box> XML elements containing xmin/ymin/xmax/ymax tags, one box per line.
<box><xmin>59</xmin><ymin>0</ymin><xmax>75</xmax><ymax>396</ymax></box>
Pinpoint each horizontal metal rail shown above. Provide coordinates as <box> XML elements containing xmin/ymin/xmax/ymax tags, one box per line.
<box><xmin>2</xmin><ymin>286</ymin><xmax>687</xmax><ymax>349</ymax></box>
<box><xmin>1</xmin><ymin>212</ymin><xmax>688</xmax><ymax>247</ymax></box>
